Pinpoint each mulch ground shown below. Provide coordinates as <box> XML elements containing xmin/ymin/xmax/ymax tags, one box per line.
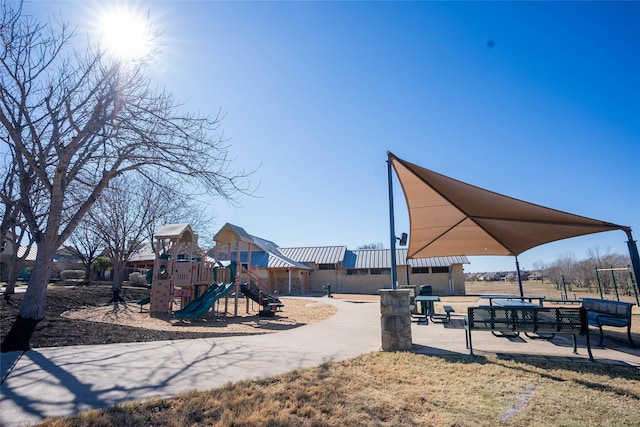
<box><xmin>1</xmin><ymin>286</ymin><xmax>235</xmax><ymax>349</ymax></box>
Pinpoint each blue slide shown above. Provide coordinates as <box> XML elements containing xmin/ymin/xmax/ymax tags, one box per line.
<box><xmin>173</xmin><ymin>283</ymin><xmax>234</xmax><ymax>319</ymax></box>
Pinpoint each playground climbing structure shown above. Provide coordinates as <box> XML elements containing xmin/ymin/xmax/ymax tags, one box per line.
<box><xmin>150</xmin><ymin>224</ymin><xmax>218</xmax><ymax>313</ymax></box>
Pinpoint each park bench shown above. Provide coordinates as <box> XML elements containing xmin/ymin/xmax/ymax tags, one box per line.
<box><xmin>465</xmin><ymin>306</ymin><xmax>593</xmax><ymax>361</ymax></box>
<box><xmin>430</xmin><ymin>305</ymin><xmax>455</xmax><ymax>323</ymax></box>
<box><xmin>582</xmin><ymin>298</ymin><xmax>635</xmax><ymax>347</ymax></box>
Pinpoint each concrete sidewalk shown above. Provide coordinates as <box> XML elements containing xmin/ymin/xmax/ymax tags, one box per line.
<box><xmin>2</xmin><ymin>296</ymin><xmax>639</xmax><ymax>427</ymax></box>
<box><xmin>410</xmin><ymin>313</ymin><xmax>640</xmax><ymax>366</ymax></box>
<box><xmin>1</xmin><ymin>297</ymin><xmax>381</xmax><ymax>427</ymax></box>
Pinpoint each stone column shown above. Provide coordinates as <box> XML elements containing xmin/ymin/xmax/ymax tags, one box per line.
<box><xmin>379</xmin><ymin>289</ymin><xmax>412</xmax><ymax>351</ymax></box>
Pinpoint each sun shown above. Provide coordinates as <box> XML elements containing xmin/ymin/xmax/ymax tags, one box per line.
<box><xmin>96</xmin><ymin>5</ymin><xmax>153</xmax><ymax>61</ymax></box>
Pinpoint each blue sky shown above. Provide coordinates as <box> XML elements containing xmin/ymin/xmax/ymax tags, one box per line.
<box><xmin>30</xmin><ymin>1</ymin><xmax>639</xmax><ymax>273</ymax></box>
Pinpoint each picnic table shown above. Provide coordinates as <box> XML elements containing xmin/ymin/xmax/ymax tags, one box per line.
<box><xmin>413</xmin><ymin>295</ymin><xmax>440</xmax><ymax>324</ymax></box>
<box><xmin>486</xmin><ymin>299</ymin><xmax>548</xmax><ymax>338</ymax></box>
<box><xmin>492</xmin><ymin>299</ymin><xmax>540</xmax><ymax>308</ymax></box>
<box><xmin>480</xmin><ymin>294</ymin><xmax>545</xmax><ymax>306</ymax></box>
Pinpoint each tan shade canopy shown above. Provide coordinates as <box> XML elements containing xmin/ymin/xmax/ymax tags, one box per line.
<box><xmin>389</xmin><ymin>152</ymin><xmax>626</xmax><ymax>259</ymax></box>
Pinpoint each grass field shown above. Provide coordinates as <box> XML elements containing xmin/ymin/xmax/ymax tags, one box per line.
<box><xmin>31</xmin><ymin>281</ymin><xmax>640</xmax><ymax>426</ymax></box>
<box><xmin>37</xmin><ymin>352</ymin><xmax>639</xmax><ymax>427</ymax></box>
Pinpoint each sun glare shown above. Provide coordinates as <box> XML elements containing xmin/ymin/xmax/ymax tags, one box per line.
<box><xmin>97</xmin><ymin>6</ymin><xmax>153</xmax><ymax>61</ymax></box>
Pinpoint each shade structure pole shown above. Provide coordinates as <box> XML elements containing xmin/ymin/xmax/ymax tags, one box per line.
<box><xmin>515</xmin><ymin>256</ymin><xmax>524</xmax><ymax>297</ymax></box>
<box><xmin>387</xmin><ymin>156</ymin><xmax>398</xmax><ymax>290</ymax></box>
<box><xmin>624</xmin><ymin>229</ymin><xmax>640</xmax><ymax>296</ymax></box>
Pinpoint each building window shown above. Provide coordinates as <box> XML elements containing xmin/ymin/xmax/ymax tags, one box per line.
<box><xmin>370</xmin><ymin>268</ymin><xmax>391</xmax><ymax>275</ymax></box>
<box><xmin>432</xmin><ymin>266</ymin><xmax>450</xmax><ymax>274</ymax></box>
<box><xmin>318</xmin><ymin>264</ymin><xmax>336</xmax><ymax>270</ymax></box>
<box><xmin>347</xmin><ymin>269</ymin><xmax>368</xmax><ymax>275</ymax></box>
<box><xmin>412</xmin><ymin>267</ymin><xmax>430</xmax><ymax>274</ymax></box>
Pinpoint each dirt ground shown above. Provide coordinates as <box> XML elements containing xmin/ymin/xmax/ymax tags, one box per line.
<box><xmin>3</xmin><ymin>281</ymin><xmax>637</xmax><ymax>350</ymax></box>
<box><xmin>0</xmin><ymin>285</ymin><xmax>336</xmax><ymax>349</ymax></box>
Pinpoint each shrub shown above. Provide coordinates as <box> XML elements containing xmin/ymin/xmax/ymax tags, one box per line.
<box><xmin>60</xmin><ymin>270</ymin><xmax>85</xmax><ymax>280</ymax></box>
<box><xmin>128</xmin><ymin>272</ymin><xmax>148</xmax><ymax>287</ymax></box>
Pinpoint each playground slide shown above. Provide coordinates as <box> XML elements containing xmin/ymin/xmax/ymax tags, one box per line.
<box><xmin>173</xmin><ymin>282</ymin><xmax>234</xmax><ymax>319</ymax></box>
<box><xmin>240</xmin><ymin>282</ymin><xmax>284</xmax><ymax>308</ymax></box>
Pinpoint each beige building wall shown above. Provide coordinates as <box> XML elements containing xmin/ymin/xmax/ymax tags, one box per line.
<box><xmin>329</xmin><ymin>264</ymin><xmax>466</xmax><ymax>296</ymax></box>
<box><xmin>268</xmin><ymin>269</ymin><xmax>310</xmax><ymax>294</ymax></box>
<box><xmin>309</xmin><ymin>268</ymin><xmax>342</xmax><ymax>292</ymax></box>
<box><xmin>244</xmin><ymin>263</ymin><xmax>466</xmax><ymax>296</ymax></box>
<box><xmin>340</xmin><ymin>273</ymin><xmax>392</xmax><ymax>294</ymax></box>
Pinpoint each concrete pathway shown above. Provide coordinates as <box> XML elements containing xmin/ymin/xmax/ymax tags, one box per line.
<box><xmin>1</xmin><ymin>297</ymin><xmax>380</xmax><ymax>427</ymax></box>
<box><xmin>410</xmin><ymin>313</ymin><xmax>640</xmax><ymax>366</ymax></box>
<box><xmin>2</xmin><ymin>296</ymin><xmax>639</xmax><ymax>427</ymax></box>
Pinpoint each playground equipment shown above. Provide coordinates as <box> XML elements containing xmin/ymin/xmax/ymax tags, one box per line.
<box><xmin>237</xmin><ymin>267</ymin><xmax>284</xmax><ymax>315</ymax></box>
<box><xmin>595</xmin><ymin>266</ymin><xmax>639</xmax><ymax>305</ymax></box>
<box><xmin>150</xmin><ymin>224</ymin><xmax>218</xmax><ymax>314</ymax></box>
<box><xmin>149</xmin><ymin>223</ymin><xmax>284</xmax><ymax>319</ymax></box>
<box><xmin>173</xmin><ymin>283</ymin><xmax>235</xmax><ymax>319</ymax></box>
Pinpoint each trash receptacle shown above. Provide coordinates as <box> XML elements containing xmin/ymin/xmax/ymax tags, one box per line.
<box><xmin>323</xmin><ymin>284</ymin><xmax>333</xmax><ymax>298</ymax></box>
<box><xmin>419</xmin><ymin>285</ymin><xmax>432</xmax><ymax>296</ymax></box>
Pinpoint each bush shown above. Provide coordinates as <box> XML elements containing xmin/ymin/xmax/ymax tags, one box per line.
<box><xmin>128</xmin><ymin>272</ymin><xmax>148</xmax><ymax>287</ymax></box>
<box><xmin>60</xmin><ymin>270</ymin><xmax>85</xmax><ymax>280</ymax></box>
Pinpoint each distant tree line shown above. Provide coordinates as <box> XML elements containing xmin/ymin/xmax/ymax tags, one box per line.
<box><xmin>544</xmin><ymin>248</ymin><xmax>635</xmax><ymax>298</ymax></box>
<box><xmin>468</xmin><ymin>248</ymin><xmax>636</xmax><ymax>299</ymax></box>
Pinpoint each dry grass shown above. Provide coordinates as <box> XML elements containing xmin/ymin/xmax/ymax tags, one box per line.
<box><xmin>32</xmin><ymin>282</ymin><xmax>640</xmax><ymax>426</ymax></box>
<box><xmin>37</xmin><ymin>352</ymin><xmax>640</xmax><ymax>427</ymax></box>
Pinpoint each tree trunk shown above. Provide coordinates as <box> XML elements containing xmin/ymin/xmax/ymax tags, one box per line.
<box><xmin>4</xmin><ymin>255</ymin><xmax>20</xmax><ymax>296</ymax></box>
<box><xmin>109</xmin><ymin>260</ymin><xmax>126</xmax><ymax>309</ymax></box>
<box><xmin>18</xmin><ymin>242</ymin><xmax>56</xmax><ymax>319</ymax></box>
<box><xmin>0</xmin><ymin>239</ymin><xmax>56</xmax><ymax>352</ymax></box>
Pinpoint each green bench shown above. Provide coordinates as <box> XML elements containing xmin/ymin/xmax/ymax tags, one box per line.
<box><xmin>465</xmin><ymin>306</ymin><xmax>593</xmax><ymax>360</ymax></box>
<box><xmin>582</xmin><ymin>298</ymin><xmax>635</xmax><ymax>347</ymax></box>
<box><xmin>430</xmin><ymin>305</ymin><xmax>455</xmax><ymax>323</ymax></box>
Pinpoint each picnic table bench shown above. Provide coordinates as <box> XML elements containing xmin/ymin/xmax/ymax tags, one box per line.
<box><xmin>465</xmin><ymin>306</ymin><xmax>593</xmax><ymax>360</ymax></box>
<box><xmin>430</xmin><ymin>305</ymin><xmax>455</xmax><ymax>323</ymax></box>
<box><xmin>582</xmin><ymin>298</ymin><xmax>635</xmax><ymax>347</ymax></box>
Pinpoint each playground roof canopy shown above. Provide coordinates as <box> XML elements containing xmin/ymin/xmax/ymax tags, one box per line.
<box><xmin>388</xmin><ymin>152</ymin><xmax>628</xmax><ymax>259</ymax></box>
<box><xmin>155</xmin><ymin>223</ymin><xmax>197</xmax><ymax>243</ymax></box>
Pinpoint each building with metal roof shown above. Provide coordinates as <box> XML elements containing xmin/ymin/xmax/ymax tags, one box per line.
<box><xmin>212</xmin><ymin>223</ymin><xmax>469</xmax><ymax>295</ymax></box>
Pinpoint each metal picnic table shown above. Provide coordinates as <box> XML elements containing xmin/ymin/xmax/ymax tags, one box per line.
<box><xmin>414</xmin><ymin>295</ymin><xmax>440</xmax><ymax>324</ymax></box>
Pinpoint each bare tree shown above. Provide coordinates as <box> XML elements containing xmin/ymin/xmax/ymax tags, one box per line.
<box><xmin>1</xmin><ymin>147</ymin><xmax>38</xmax><ymax>297</ymax></box>
<box><xmin>67</xmin><ymin>218</ymin><xmax>105</xmax><ymax>283</ymax></box>
<box><xmin>547</xmin><ymin>252</ymin><xmax>578</xmax><ymax>291</ymax></box>
<box><xmin>358</xmin><ymin>243</ymin><xmax>384</xmax><ymax>249</ymax></box>
<box><xmin>1</xmin><ymin>3</ymin><xmax>251</xmax><ymax>350</ymax></box>
<box><xmin>531</xmin><ymin>260</ymin><xmax>546</xmax><ymax>283</ymax></box>
<box><xmin>84</xmin><ymin>173</ymin><xmax>212</xmax><ymax>306</ymax></box>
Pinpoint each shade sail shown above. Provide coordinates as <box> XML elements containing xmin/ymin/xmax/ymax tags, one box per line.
<box><xmin>389</xmin><ymin>152</ymin><xmax>627</xmax><ymax>259</ymax></box>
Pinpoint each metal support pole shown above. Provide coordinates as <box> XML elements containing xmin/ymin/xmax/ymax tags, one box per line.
<box><xmin>595</xmin><ymin>267</ymin><xmax>604</xmax><ymax>299</ymax></box>
<box><xmin>387</xmin><ymin>156</ymin><xmax>398</xmax><ymax>290</ymax></box>
<box><xmin>610</xmin><ymin>265</ymin><xmax>620</xmax><ymax>301</ymax></box>
<box><xmin>625</xmin><ymin>229</ymin><xmax>640</xmax><ymax>301</ymax></box>
<box><xmin>515</xmin><ymin>256</ymin><xmax>524</xmax><ymax>297</ymax></box>
<box><xmin>628</xmin><ymin>265</ymin><xmax>640</xmax><ymax>305</ymax></box>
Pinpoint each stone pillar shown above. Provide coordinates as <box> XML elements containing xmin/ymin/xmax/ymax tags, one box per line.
<box><xmin>379</xmin><ymin>289</ymin><xmax>412</xmax><ymax>351</ymax></box>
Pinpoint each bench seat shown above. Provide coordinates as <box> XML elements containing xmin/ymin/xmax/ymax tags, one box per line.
<box><xmin>582</xmin><ymin>298</ymin><xmax>635</xmax><ymax>347</ymax></box>
<box><xmin>430</xmin><ymin>305</ymin><xmax>455</xmax><ymax>323</ymax></box>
